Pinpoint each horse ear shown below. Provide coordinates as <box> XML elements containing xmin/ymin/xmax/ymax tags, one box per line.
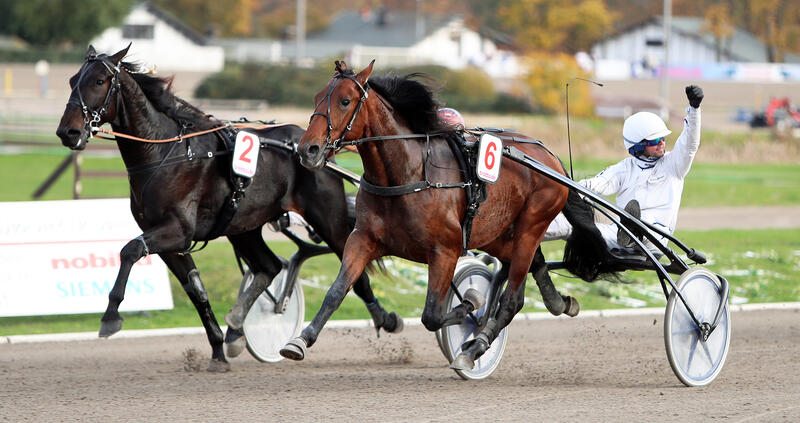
<box><xmin>109</xmin><ymin>43</ymin><xmax>131</xmax><ymax>66</ymax></box>
<box><xmin>85</xmin><ymin>45</ymin><xmax>97</xmax><ymax>59</ymax></box>
<box><xmin>334</xmin><ymin>60</ymin><xmax>348</xmax><ymax>75</ymax></box>
<box><xmin>355</xmin><ymin>60</ymin><xmax>375</xmax><ymax>86</ymax></box>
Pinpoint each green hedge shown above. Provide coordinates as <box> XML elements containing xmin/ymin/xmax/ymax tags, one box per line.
<box><xmin>0</xmin><ymin>48</ymin><xmax>84</xmax><ymax>63</ymax></box>
<box><xmin>195</xmin><ymin>62</ymin><xmax>532</xmax><ymax>113</ymax></box>
<box><xmin>194</xmin><ymin>63</ymin><xmax>332</xmax><ymax>108</ymax></box>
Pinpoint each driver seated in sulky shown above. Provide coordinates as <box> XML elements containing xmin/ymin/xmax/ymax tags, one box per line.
<box><xmin>545</xmin><ymin>85</ymin><xmax>704</xmax><ymax>257</ymax></box>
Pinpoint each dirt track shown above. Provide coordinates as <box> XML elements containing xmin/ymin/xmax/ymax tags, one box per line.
<box><xmin>2</xmin><ymin>308</ymin><xmax>798</xmax><ymax>422</ymax></box>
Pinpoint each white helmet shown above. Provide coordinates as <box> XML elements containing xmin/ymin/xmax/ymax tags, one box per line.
<box><xmin>622</xmin><ymin>112</ymin><xmax>671</xmax><ymax>153</ymax></box>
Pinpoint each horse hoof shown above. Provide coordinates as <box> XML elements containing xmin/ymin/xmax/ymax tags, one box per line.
<box><xmin>207</xmin><ymin>358</ymin><xmax>231</xmax><ymax>373</ymax></box>
<box><xmin>450</xmin><ymin>354</ymin><xmax>475</xmax><ymax>371</ymax></box>
<box><xmin>98</xmin><ymin>319</ymin><xmax>122</xmax><ymax>338</ymax></box>
<box><xmin>463</xmin><ymin>288</ymin><xmax>486</xmax><ymax>311</ymax></box>
<box><xmin>225</xmin><ymin>335</ymin><xmax>247</xmax><ymax>358</ymax></box>
<box><xmin>386</xmin><ymin>312</ymin><xmax>404</xmax><ymax>333</ymax></box>
<box><xmin>389</xmin><ymin>312</ymin><xmax>406</xmax><ymax>333</ymax></box>
<box><xmin>564</xmin><ymin>296</ymin><xmax>580</xmax><ymax>317</ymax></box>
<box><xmin>224</xmin><ymin>309</ymin><xmax>244</xmax><ymax>331</ymax></box>
<box><xmin>280</xmin><ymin>337</ymin><xmax>307</xmax><ymax>361</ymax></box>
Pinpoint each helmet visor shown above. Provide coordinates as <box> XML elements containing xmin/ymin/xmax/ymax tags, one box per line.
<box><xmin>644</xmin><ymin>136</ymin><xmax>665</xmax><ymax>146</ymax></box>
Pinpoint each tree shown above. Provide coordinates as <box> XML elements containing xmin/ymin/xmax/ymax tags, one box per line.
<box><xmin>151</xmin><ymin>0</ymin><xmax>256</xmax><ymax>37</ymax></box>
<box><xmin>703</xmin><ymin>3</ymin><xmax>734</xmax><ymax>61</ymax></box>
<box><xmin>494</xmin><ymin>0</ymin><xmax>617</xmax><ymax>54</ymax></box>
<box><xmin>674</xmin><ymin>0</ymin><xmax>800</xmax><ymax>62</ymax></box>
<box><xmin>0</xmin><ymin>0</ymin><xmax>134</xmax><ymax>47</ymax></box>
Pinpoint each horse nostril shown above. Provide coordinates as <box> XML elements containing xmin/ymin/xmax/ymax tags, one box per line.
<box><xmin>307</xmin><ymin>144</ymin><xmax>320</xmax><ymax>158</ymax></box>
<box><xmin>56</xmin><ymin>127</ymin><xmax>81</xmax><ymax>140</ymax></box>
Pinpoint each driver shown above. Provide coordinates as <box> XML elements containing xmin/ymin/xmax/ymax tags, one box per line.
<box><xmin>545</xmin><ymin>85</ymin><xmax>704</xmax><ymax>255</ymax></box>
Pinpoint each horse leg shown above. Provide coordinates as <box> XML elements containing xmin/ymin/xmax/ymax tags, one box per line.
<box><xmin>159</xmin><ymin>252</ymin><xmax>229</xmax><ymax>373</ymax></box>
<box><xmin>452</xmin><ymin>221</ymin><xmax>549</xmax><ymax>370</ymax></box>
<box><xmin>353</xmin><ymin>273</ymin><xmax>403</xmax><ymax>336</ymax></box>
<box><xmin>530</xmin><ymin>247</ymin><xmax>580</xmax><ymax>317</ymax></box>
<box><xmin>420</xmin><ymin>248</ymin><xmax>481</xmax><ymax>331</ymax></box>
<box><xmin>299</xmin><ymin>191</ymin><xmax>403</xmax><ymax>336</ymax></box>
<box><xmin>223</xmin><ymin>229</ymin><xmax>284</xmax><ymax>331</ymax></box>
<box><xmin>100</xmin><ymin>221</ymin><xmax>191</xmax><ymax>337</ymax></box>
<box><xmin>280</xmin><ymin>230</ymin><xmax>378</xmax><ymax>361</ymax></box>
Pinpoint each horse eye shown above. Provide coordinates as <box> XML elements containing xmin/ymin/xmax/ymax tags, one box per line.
<box><xmin>96</xmin><ymin>79</ymin><xmax>105</xmax><ymax>86</ymax></box>
<box><xmin>340</xmin><ymin>98</ymin><xmax>351</xmax><ymax>106</ymax></box>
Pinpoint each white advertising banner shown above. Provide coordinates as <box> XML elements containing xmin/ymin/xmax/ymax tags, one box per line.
<box><xmin>0</xmin><ymin>199</ymin><xmax>173</xmax><ymax>317</ymax></box>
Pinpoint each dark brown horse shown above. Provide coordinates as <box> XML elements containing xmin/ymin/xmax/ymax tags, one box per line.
<box><xmin>55</xmin><ymin>46</ymin><xmax>401</xmax><ymax>372</ymax></box>
<box><xmin>283</xmin><ymin>61</ymin><xmax>617</xmax><ymax>370</ymax></box>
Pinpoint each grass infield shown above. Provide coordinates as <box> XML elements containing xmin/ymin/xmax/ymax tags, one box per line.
<box><xmin>1</xmin><ymin>228</ymin><xmax>797</xmax><ymax>336</ymax></box>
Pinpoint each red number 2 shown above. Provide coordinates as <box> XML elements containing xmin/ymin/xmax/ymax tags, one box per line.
<box><xmin>484</xmin><ymin>142</ymin><xmax>496</xmax><ymax>169</ymax></box>
<box><xmin>239</xmin><ymin>135</ymin><xmax>254</xmax><ymax>163</ymax></box>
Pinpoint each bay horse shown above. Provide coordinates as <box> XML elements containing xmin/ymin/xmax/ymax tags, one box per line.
<box><xmin>55</xmin><ymin>46</ymin><xmax>402</xmax><ymax>372</ymax></box>
<box><xmin>283</xmin><ymin>61</ymin><xmax>618</xmax><ymax>370</ymax></box>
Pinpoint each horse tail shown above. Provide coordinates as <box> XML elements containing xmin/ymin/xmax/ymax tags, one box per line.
<box><xmin>560</xmin><ymin>188</ymin><xmax>621</xmax><ymax>282</ymax></box>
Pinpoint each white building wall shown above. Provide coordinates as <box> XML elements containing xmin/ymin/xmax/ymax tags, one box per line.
<box><xmin>91</xmin><ymin>5</ymin><xmax>224</xmax><ymax>72</ymax></box>
<box><xmin>592</xmin><ymin>22</ymin><xmax>723</xmax><ymax>65</ymax></box>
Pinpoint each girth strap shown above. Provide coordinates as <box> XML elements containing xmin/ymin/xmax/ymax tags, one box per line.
<box><xmin>359</xmin><ymin>178</ymin><xmax>430</xmax><ymax>196</ymax></box>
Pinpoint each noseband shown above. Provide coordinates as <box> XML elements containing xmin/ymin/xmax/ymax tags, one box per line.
<box><xmin>67</xmin><ymin>54</ymin><xmax>122</xmax><ymax>136</ymax></box>
<box><xmin>309</xmin><ymin>72</ymin><xmax>370</xmax><ymax>152</ymax></box>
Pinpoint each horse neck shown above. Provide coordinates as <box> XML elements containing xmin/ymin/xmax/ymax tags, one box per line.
<box><xmin>356</xmin><ymin>96</ymin><xmax>424</xmax><ymax>186</ymax></box>
<box><xmin>112</xmin><ymin>72</ymin><xmax>185</xmax><ymax>168</ymax></box>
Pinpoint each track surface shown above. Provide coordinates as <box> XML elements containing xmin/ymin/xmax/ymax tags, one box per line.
<box><xmin>2</xmin><ymin>309</ymin><xmax>798</xmax><ymax>422</ymax></box>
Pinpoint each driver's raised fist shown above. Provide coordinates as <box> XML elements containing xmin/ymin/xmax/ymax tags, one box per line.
<box><xmin>686</xmin><ymin>85</ymin><xmax>703</xmax><ymax>109</ymax></box>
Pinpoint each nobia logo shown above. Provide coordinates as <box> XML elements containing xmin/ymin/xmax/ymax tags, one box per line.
<box><xmin>51</xmin><ymin>253</ymin><xmax>152</xmax><ymax>270</ymax></box>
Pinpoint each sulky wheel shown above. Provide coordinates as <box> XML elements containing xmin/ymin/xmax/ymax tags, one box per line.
<box><xmin>664</xmin><ymin>267</ymin><xmax>731</xmax><ymax>387</ymax></box>
<box><xmin>437</xmin><ymin>255</ymin><xmax>508</xmax><ymax>380</ymax></box>
<box><xmin>243</xmin><ymin>268</ymin><xmax>305</xmax><ymax>363</ymax></box>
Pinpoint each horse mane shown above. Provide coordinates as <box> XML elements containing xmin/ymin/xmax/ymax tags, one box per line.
<box><xmin>121</xmin><ymin>62</ymin><xmax>218</xmax><ymax>130</ymax></box>
<box><xmin>368</xmin><ymin>73</ymin><xmax>449</xmax><ymax>135</ymax></box>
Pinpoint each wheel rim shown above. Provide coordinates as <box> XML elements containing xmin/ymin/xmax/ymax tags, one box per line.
<box><xmin>439</xmin><ymin>257</ymin><xmax>508</xmax><ymax>380</ymax></box>
<box><xmin>243</xmin><ymin>270</ymin><xmax>305</xmax><ymax>363</ymax></box>
<box><xmin>664</xmin><ymin>267</ymin><xmax>731</xmax><ymax>387</ymax></box>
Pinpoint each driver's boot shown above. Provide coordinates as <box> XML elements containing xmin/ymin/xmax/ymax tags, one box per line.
<box><xmin>617</xmin><ymin>200</ymin><xmax>641</xmax><ymax>248</ymax></box>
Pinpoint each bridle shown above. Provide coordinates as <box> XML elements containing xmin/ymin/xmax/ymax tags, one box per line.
<box><xmin>309</xmin><ymin>70</ymin><xmax>370</xmax><ymax>153</ymax></box>
<box><xmin>67</xmin><ymin>53</ymin><xmax>122</xmax><ymax>136</ymax></box>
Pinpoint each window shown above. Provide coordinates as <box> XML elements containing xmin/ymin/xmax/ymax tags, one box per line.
<box><xmin>123</xmin><ymin>25</ymin><xmax>154</xmax><ymax>39</ymax></box>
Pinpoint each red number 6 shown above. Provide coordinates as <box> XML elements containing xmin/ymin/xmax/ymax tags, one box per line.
<box><xmin>484</xmin><ymin>142</ymin><xmax>496</xmax><ymax>169</ymax></box>
<box><xmin>239</xmin><ymin>135</ymin><xmax>254</xmax><ymax>163</ymax></box>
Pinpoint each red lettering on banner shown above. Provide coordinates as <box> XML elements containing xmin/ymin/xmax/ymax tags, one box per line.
<box><xmin>50</xmin><ymin>252</ymin><xmax>153</xmax><ymax>269</ymax></box>
<box><xmin>52</xmin><ymin>258</ymin><xmax>69</xmax><ymax>269</ymax></box>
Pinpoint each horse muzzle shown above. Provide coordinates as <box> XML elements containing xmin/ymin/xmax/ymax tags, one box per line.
<box><xmin>56</xmin><ymin>125</ymin><xmax>89</xmax><ymax>151</ymax></box>
<box><xmin>297</xmin><ymin>142</ymin><xmax>326</xmax><ymax>170</ymax></box>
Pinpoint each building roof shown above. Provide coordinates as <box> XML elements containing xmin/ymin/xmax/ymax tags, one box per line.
<box><xmin>666</xmin><ymin>16</ymin><xmax>767</xmax><ymax>62</ymax></box>
<box><xmin>307</xmin><ymin>9</ymin><xmax>459</xmax><ymax>48</ymax></box>
<box><xmin>138</xmin><ymin>1</ymin><xmax>210</xmax><ymax>46</ymax></box>
<box><xmin>601</xmin><ymin>15</ymin><xmax>776</xmax><ymax>63</ymax></box>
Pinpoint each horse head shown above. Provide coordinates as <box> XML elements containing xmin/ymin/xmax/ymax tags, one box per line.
<box><xmin>56</xmin><ymin>44</ymin><xmax>129</xmax><ymax>150</ymax></box>
<box><xmin>298</xmin><ymin>60</ymin><xmax>374</xmax><ymax>170</ymax></box>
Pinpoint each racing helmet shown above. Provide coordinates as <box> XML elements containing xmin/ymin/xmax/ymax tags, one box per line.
<box><xmin>438</xmin><ymin>107</ymin><xmax>465</xmax><ymax>130</ymax></box>
<box><xmin>622</xmin><ymin>112</ymin><xmax>671</xmax><ymax>156</ymax></box>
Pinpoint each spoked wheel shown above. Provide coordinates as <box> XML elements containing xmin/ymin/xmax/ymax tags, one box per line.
<box><xmin>437</xmin><ymin>255</ymin><xmax>508</xmax><ymax>380</ymax></box>
<box><xmin>242</xmin><ymin>268</ymin><xmax>305</xmax><ymax>363</ymax></box>
<box><xmin>664</xmin><ymin>267</ymin><xmax>731</xmax><ymax>387</ymax></box>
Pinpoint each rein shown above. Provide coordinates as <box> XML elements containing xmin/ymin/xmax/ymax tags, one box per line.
<box><xmin>93</xmin><ymin>125</ymin><xmax>226</xmax><ymax>143</ymax></box>
<box><xmin>92</xmin><ymin>122</ymin><xmax>291</xmax><ymax>143</ymax></box>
